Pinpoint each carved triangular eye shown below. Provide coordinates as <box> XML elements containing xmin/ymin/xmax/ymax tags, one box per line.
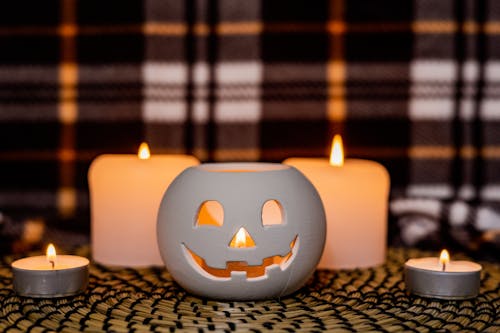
<box><xmin>262</xmin><ymin>200</ymin><xmax>284</xmax><ymax>226</ymax></box>
<box><xmin>196</xmin><ymin>201</ymin><xmax>224</xmax><ymax>227</ymax></box>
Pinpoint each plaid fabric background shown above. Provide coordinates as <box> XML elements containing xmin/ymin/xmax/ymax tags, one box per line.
<box><xmin>0</xmin><ymin>0</ymin><xmax>499</xmax><ymax>258</ymax></box>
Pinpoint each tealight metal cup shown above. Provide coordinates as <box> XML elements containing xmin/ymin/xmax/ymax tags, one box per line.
<box><xmin>405</xmin><ymin>263</ymin><xmax>480</xmax><ymax>300</ymax></box>
<box><xmin>12</xmin><ymin>256</ymin><xmax>89</xmax><ymax>298</ymax></box>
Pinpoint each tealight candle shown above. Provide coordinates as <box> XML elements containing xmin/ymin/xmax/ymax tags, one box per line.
<box><xmin>405</xmin><ymin>249</ymin><xmax>482</xmax><ymax>300</ymax></box>
<box><xmin>12</xmin><ymin>244</ymin><xmax>89</xmax><ymax>298</ymax></box>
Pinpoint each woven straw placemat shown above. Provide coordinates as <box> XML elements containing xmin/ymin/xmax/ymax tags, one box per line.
<box><xmin>0</xmin><ymin>248</ymin><xmax>498</xmax><ymax>332</ymax></box>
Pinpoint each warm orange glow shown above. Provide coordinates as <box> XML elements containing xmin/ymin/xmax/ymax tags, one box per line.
<box><xmin>197</xmin><ymin>201</ymin><xmax>224</xmax><ymax>227</ymax></box>
<box><xmin>329</xmin><ymin>134</ymin><xmax>344</xmax><ymax>166</ymax></box>
<box><xmin>235</xmin><ymin>228</ymin><xmax>246</xmax><ymax>247</ymax></box>
<box><xmin>439</xmin><ymin>249</ymin><xmax>450</xmax><ymax>271</ymax></box>
<box><xmin>47</xmin><ymin>243</ymin><xmax>56</xmax><ymax>268</ymax></box>
<box><xmin>229</xmin><ymin>227</ymin><xmax>256</xmax><ymax>248</ymax></box>
<box><xmin>185</xmin><ymin>235</ymin><xmax>298</xmax><ymax>279</ymax></box>
<box><xmin>138</xmin><ymin>142</ymin><xmax>151</xmax><ymax>160</ymax></box>
<box><xmin>439</xmin><ymin>249</ymin><xmax>450</xmax><ymax>264</ymax></box>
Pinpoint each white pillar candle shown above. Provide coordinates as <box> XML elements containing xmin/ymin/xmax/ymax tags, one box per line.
<box><xmin>284</xmin><ymin>135</ymin><xmax>390</xmax><ymax>269</ymax></box>
<box><xmin>405</xmin><ymin>249</ymin><xmax>482</xmax><ymax>299</ymax></box>
<box><xmin>12</xmin><ymin>244</ymin><xmax>89</xmax><ymax>297</ymax></box>
<box><xmin>88</xmin><ymin>143</ymin><xmax>198</xmax><ymax>267</ymax></box>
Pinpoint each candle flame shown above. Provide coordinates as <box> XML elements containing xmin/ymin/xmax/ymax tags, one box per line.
<box><xmin>47</xmin><ymin>243</ymin><xmax>56</xmax><ymax>268</ymax></box>
<box><xmin>229</xmin><ymin>227</ymin><xmax>256</xmax><ymax>248</ymax></box>
<box><xmin>439</xmin><ymin>249</ymin><xmax>450</xmax><ymax>271</ymax></box>
<box><xmin>329</xmin><ymin>134</ymin><xmax>344</xmax><ymax>166</ymax></box>
<box><xmin>138</xmin><ymin>142</ymin><xmax>151</xmax><ymax>160</ymax></box>
<box><xmin>235</xmin><ymin>228</ymin><xmax>246</xmax><ymax>247</ymax></box>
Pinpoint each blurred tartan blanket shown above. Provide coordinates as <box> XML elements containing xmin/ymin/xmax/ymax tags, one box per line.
<box><xmin>0</xmin><ymin>0</ymin><xmax>499</xmax><ymax>259</ymax></box>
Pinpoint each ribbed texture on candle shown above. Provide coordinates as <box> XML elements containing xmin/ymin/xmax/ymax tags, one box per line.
<box><xmin>0</xmin><ymin>248</ymin><xmax>499</xmax><ymax>332</ymax></box>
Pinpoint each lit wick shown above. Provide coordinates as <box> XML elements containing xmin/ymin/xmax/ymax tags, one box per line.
<box><xmin>439</xmin><ymin>249</ymin><xmax>450</xmax><ymax>272</ymax></box>
<box><xmin>137</xmin><ymin>142</ymin><xmax>151</xmax><ymax>160</ymax></box>
<box><xmin>47</xmin><ymin>244</ymin><xmax>56</xmax><ymax>270</ymax></box>
<box><xmin>329</xmin><ymin>134</ymin><xmax>344</xmax><ymax>167</ymax></box>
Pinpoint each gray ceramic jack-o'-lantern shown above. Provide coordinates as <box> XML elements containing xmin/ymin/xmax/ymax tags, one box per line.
<box><xmin>157</xmin><ymin>163</ymin><xmax>326</xmax><ymax>300</ymax></box>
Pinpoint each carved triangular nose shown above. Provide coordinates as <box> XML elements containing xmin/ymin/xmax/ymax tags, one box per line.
<box><xmin>229</xmin><ymin>227</ymin><xmax>256</xmax><ymax>248</ymax></box>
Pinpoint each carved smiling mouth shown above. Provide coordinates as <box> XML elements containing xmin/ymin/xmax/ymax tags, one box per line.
<box><xmin>182</xmin><ymin>236</ymin><xmax>299</xmax><ymax>280</ymax></box>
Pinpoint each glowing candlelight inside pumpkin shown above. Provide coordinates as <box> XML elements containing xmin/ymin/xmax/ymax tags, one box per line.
<box><xmin>440</xmin><ymin>249</ymin><xmax>450</xmax><ymax>271</ymax></box>
<box><xmin>235</xmin><ymin>228</ymin><xmax>246</xmax><ymax>247</ymax></box>
<box><xmin>229</xmin><ymin>227</ymin><xmax>255</xmax><ymax>248</ymax></box>
<box><xmin>47</xmin><ymin>243</ymin><xmax>56</xmax><ymax>269</ymax></box>
<box><xmin>138</xmin><ymin>142</ymin><xmax>151</xmax><ymax>160</ymax></box>
<box><xmin>329</xmin><ymin>134</ymin><xmax>344</xmax><ymax>166</ymax></box>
